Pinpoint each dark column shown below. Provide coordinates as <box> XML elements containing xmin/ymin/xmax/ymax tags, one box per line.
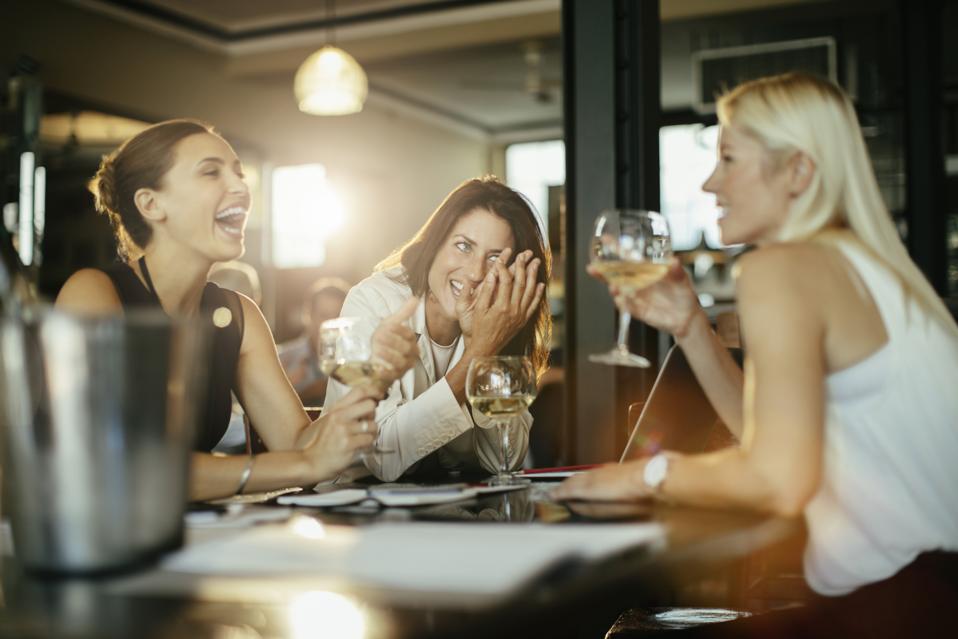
<box><xmin>563</xmin><ymin>0</ymin><xmax>661</xmax><ymax>463</ymax></box>
<box><xmin>614</xmin><ymin>0</ymin><xmax>661</xmax><ymax>453</ymax></box>
<box><xmin>902</xmin><ymin>0</ymin><xmax>946</xmax><ymax>293</ymax></box>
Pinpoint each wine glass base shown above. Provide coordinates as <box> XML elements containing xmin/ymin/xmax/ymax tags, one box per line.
<box><xmin>486</xmin><ymin>475</ymin><xmax>531</xmax><ymax>487</ymax></box>
<box><xmin>588</xmin><ymin>349</ymin><xmax>651</xmax><ymax>368</ymax></box>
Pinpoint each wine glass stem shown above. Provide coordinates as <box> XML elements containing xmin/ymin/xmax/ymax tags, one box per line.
<box><xmin>616</xmin><ymin>310</ymin><xmax>632</xmax><ymax>353</ymax></box>
<box><xmin>497</xmin><ymin>420</ymin><xmax>510</xmax><ymax>477</ymax></box>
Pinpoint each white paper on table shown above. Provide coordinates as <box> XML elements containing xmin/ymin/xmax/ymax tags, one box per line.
<box><xmin>471</xmin><ymin>483</ymin><xmax>529</xmax><ymax>495</ymax></box>
<box><xmin>185</xmin><ymin>506</ymin><xmax>294</xmax><ymax>529</ymax></box>
<box><xmin>518</xmin><ymin>470</ymin><xmax>581</xmax><ymax>479</ymax></box>
<box><xmin>368</xmin><ymin>485</ymin><xmax>477</xmax><ymax>507</ymax></box>
<box><xmin>277</xmin><ymin>489</ymin><xmax>369</xmax><ymax>507</ymax></box>
<box><xmin>161</xmin><ymin>519</ymin><xmax>665</xmax><ymax>600</ymax></box>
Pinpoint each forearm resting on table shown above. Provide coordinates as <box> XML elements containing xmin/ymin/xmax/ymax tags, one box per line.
<box><xmin>676</xmin><ymin>310</ymin><xmax>745</xmax><ymax>439</ymax></box>
<box><xmin>664</xmin><ymin>447</ymin><xmax>812</xmax><ymax>517</ymax></box>
<box><xmin>190</xmin><ymin>451</ymin><xmax>315</xmax><ymax>502</ymax></box>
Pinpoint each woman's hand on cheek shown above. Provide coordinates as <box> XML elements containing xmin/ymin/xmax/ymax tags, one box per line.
<box><xmin>465</xmin><ymin>248</ymin><xmax>545</xmax><ymax>356</ymax></box>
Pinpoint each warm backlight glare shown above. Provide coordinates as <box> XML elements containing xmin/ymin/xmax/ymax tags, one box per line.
<box><xmin>289</xmin><ymin>591</ymin><xmax>365</xmax><ymax>639</ymax></box>
<box><xmin>289</xmin><ymin>515</ymin><xmax>327</xmax><ymax>540</ymax></box>
<box><xmin>271</xmin><ymin>164</ymin><xmax>345</xmax><ymax>268</ymax></box>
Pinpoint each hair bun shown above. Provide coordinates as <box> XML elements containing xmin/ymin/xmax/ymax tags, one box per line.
<box><xmin>89</xmin><ymin>153</ymin><xmax>119</xmax><ymax>218</ymax></box>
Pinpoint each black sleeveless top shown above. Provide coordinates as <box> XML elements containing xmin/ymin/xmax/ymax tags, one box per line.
<box><xmin>103</xmin><ymin>261</ymin><xmax>245</xmax><ymax>452</ymax></box>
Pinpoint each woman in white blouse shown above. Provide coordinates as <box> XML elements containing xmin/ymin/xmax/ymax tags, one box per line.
<box><xmin>324</xmin><ymin>176</ymin><xmax>551</xmax><ymax>481</ymax></box>
<box><xmin>556</xmin><ymin>73</ymin><xmax>958</xmax><ymax>637</ymax></box>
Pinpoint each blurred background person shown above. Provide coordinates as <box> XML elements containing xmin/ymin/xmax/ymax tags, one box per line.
<box><xmin>278</xmin><ymin>277</ymin><xmax>351</xmax><ymax>407</ymax></box>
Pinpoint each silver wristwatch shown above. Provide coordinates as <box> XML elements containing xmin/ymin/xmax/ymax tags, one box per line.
<box><xmin>642</xmin><ymin>452</ymin><xmax>670</xmax><ymax>494</ymax></box>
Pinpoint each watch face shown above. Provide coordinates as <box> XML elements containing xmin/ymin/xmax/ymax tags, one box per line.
<box><xmin>644</xmin><ymin>454</ymin><xmax>668</xmax><ymax>489</ymax></box>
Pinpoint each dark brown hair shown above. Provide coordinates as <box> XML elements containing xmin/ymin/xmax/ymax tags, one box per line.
<box><xmin>89</xmin><ymin>118</ymin><xmax>215</xmax><ymax>260</ymax></box>
<box><xmin>378</xmin><ymin>176</ymin><xmax>552</xmax><ymax>378</ymax></box>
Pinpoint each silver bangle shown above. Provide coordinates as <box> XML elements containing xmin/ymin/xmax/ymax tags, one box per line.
<box><xmin>235</xmin><ymin>455</ymin><xmax>255</xmax><ymax>495</ymax></box>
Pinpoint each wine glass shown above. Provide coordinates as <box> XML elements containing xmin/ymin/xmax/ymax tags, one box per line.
<box><xmin>318</xmin><ymin>317</ymin><xmax>394</xmax><ymax>454</ymax></box>
<box><xmin>466</xmin><ymin>356</ymin><xmax>537</xmax><ymax>486</ymax></box>
<box><xmin>589</xmin><ymin>209</ymin><xmax>672</xmax><ymax>368</ymax></box>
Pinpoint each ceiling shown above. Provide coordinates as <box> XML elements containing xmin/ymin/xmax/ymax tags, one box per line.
<box><xmin>65</xmin><ymin>0</ymin><xmax>562</xmax><ymax>139</ymax></box>
<box><xmin>61</xmin><ymin>0</ymin><xmax>822</xmax><ymax>140</ymax></box>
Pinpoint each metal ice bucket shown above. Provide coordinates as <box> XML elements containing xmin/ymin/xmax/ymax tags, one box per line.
<box><xmin>0</xmin><ymin>307</ymin><xmax>209</xmax><ymax>574</ymax></box>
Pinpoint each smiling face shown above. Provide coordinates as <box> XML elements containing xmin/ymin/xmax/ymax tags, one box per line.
<box><xmin>149</xmin><ymin>132</ymin><xmax>250</xmax><ymax>262</ymax></box>
<box><xmin>702</xmin><ymin>124</ymin><xmax>793</xmax><ymax>246</ymax></box>
<box><xmin>425</xmin><ymin>207</ymin><xmax>515</xmax><ymax>329</ymax></box>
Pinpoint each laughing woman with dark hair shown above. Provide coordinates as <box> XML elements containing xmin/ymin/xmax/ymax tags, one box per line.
<box><xmin>56</xmin><ymin>119</ymin><xmax>419</xmax><ymax>500</ymax></box>
<box><xmin>323</xmin><ymin>176</ymin><xmax>551</xmax><ymax>482</ymax></box>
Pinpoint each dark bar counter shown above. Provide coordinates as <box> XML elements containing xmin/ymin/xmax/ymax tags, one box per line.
<box><xmin>0</xmin><ymin>485</ymin><xmax>800</xmax><ymax>639</ymax></box>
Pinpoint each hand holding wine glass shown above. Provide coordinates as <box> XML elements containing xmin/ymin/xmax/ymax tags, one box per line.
<box><xmin>466</xmin><ymin>356</ymin><xmax>536</xmax><ymax>485</ymax></box>
<box><xmin>588</xmin><ymin>257</ymin><xmax>703</xmax><ymax>340</ymax></box>
<box><xmin>588</xmin><ymin>209</ymin><xmax>672</xmax><ymax>367</ymax></box>
<box><xmin>301</xmin><ymin>385</ymin><xmax>380</xmax><ymax>478</ymax></box>
<box><xmin>318</xmin><ymin>317</ymin><xmax>394</xmax><ymax>453</ymax></box>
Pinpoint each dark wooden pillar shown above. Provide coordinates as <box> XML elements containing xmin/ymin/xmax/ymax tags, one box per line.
<box><xmin>563</xmin><ymin>0</ymin><xmax>661</xmax><ymax>463</ymax></box>
<box><xmin>902</xmin><ymin>0</ymin><xmax>946</xmax><ymax>293</ymax></box>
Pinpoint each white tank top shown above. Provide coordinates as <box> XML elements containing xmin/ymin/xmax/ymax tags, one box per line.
<box><xmin>803</xmin><ymin>241</ymin><xmax>958</xmax><ymax>595</ymax></box>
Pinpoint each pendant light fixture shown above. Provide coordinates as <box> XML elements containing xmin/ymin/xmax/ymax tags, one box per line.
<box><xmin>294</xmin><ymin>0</ymin><xmax>368</xmax><ymax>116</ymax></box>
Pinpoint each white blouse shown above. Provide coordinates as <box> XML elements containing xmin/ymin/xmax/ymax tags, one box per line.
<box><xmin>322</xmin><ymin>268</ymin><xmax>532</xmax><ymax>482</ymax></box>
<box><xmin>803</xmin><ymin>240</ymin><xmax>958</xmax><ymax>595</ymax></box>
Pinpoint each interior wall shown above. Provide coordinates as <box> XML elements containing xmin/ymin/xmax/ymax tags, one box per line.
<box><xmin>2</xmin><ymin>0</ymin><xmax>490</xmax><ymax>335</ymax></box>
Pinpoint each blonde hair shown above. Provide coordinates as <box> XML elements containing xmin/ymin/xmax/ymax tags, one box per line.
<box><xmin>717</xmin><ymin>72</ymin><xmax>957</xmax><ymax>335</ymax></box>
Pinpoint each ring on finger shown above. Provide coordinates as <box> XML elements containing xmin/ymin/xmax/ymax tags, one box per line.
<box><xmin>359</xmin><ymin>420</ymin><xmax>370</xmax><ymax>434</ymax></box>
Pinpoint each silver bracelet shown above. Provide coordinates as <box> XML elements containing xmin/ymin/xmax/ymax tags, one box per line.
<box><xmin>235</xmin><ymin>455</ymin><xmax>255</xmax><ymax>495</ymax></box>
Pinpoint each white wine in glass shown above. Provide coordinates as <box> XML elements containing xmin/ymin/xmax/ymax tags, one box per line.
<box><xmin>329</xmin><ymin>360</ymin><xmax>389</xmax><ymax>387</ymax></box>
<box><xmin>466</xmin><ymin>356</ymin><xmax>536</xmax><ymax>486</ymax></box>
<box><xmin>589</xmin><ymin>209</ymin><xmax>672</xmax><ymax>368</ymax></box>
<box><xmin>318</xmin><ymin>317</ymin><xmax>394</xmax><ymax>454</ymax></box>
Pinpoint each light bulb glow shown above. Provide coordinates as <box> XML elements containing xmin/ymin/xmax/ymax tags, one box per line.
<box><xmin>295</xmin><ymin>46</ymin><xmax>368</xmax><ymax>116</ymax></box>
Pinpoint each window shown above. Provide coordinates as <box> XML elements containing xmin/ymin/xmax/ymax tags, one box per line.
<box><xmin>659</xmin><ymin>123</ymin><xmax>727</xmax><ymax>251</ymax></box>
<box><xmin>505</xmin><ymin>140</ymin><xmax>565</xmax><ymax>239</ymax></box>
<box><xmin>270</xmin><ymin>164</ymin><xmax>344</xmax><ymax>268</ymax></box>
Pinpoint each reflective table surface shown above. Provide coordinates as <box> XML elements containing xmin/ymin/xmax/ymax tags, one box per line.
<box><xmin>0</xmin><ymin>481</ymin><xmax>799</xmax><ymax>639</ymax></box>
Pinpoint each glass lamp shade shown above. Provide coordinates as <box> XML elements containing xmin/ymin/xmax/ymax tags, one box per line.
<box><xmin>294</xmin><ymin>45</ymin><xmax>368</xmax><ymax>116</ymax></box>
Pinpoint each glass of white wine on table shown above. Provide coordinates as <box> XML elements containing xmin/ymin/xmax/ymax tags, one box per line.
<box><xmin>589</xmin><ymin>209</ymin><xmax>672</xmax><ymax>368</ymax></box>
<box><xmin>466</xmin><ymin>356</ymin><xmax>537</xmax><ymax>486</ymax></box>
<box><xmin>318</xmin><ymin>317</ymin><xmax>394</xmax><ymax>454</ymax></box>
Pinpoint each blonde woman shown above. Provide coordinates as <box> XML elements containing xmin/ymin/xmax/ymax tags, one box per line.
<box><xmin>556</xmin><ymin>73</ymin><xmax>958</xmax><ymax>637</ymax></box>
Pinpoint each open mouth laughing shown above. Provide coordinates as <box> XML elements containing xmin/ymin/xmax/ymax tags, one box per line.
<box><xmin>215</xmin><ymin>205</ymin><xmax>248</xmax><ymax>238</ymax></box>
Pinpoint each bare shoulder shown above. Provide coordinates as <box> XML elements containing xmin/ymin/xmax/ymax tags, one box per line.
<box><xmin>737</xmin><ymin>243</ymin><xmax>834</xmax><ymax>297</ymax></box>
<box><xmin>236</xmin><ymin>293</ymin><xmax>275</xmax><ymax>351</ymax></box>
<box><xmin>55</xmin><ymin>268</ymin><xmax>122</xmax><ymax>315</ymax></box>
<box><xmin>735</xmin><ymin>244</ymin><xmax>829</xmax><ymax>333</ymax></box>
